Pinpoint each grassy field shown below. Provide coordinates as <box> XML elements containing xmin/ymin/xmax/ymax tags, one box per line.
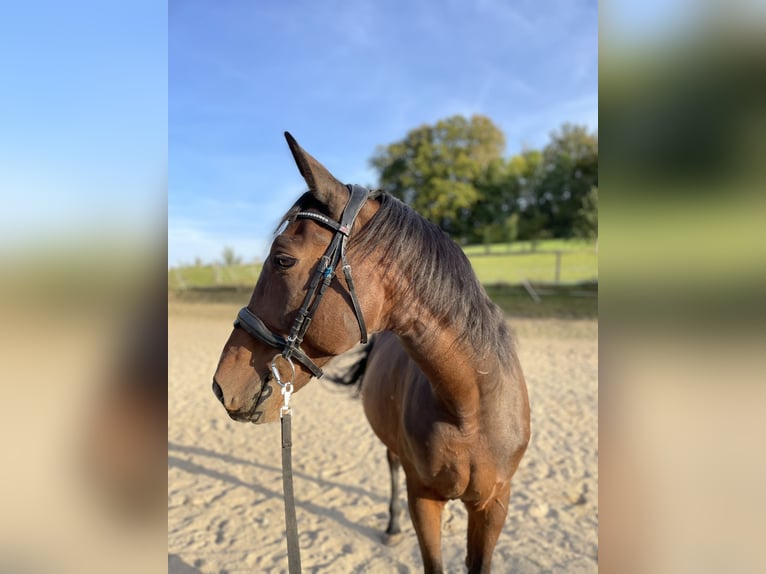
<box><xmin>168</xmin><ymin>263</ymin><xmax>262</xmax><ymax>291</ymax></box>
<box><xmin>169</xmin><ymin>239</ymin><xmax>597</xmax><ymax>289</ymax></box>
<box><xmin>169</xmin><ymin>239</ymin><xmax>597</xmax><ymax>318</ymax></box>
<box><xmin>468</xmin><ymin>249</ymin><xmax>597</xmax><ymax>285</ymax></box>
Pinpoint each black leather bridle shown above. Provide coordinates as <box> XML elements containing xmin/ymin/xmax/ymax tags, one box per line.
<box><xmin>232</xmin><ymin>184</ymin><xmax>371</xmax><ymax>379</ymax></box>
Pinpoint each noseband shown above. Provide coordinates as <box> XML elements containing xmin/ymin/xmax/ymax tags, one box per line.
<box><xmin>233</xmin><ymin>184</ymin><xmax>370</xmax><ymax>379</ymax></box>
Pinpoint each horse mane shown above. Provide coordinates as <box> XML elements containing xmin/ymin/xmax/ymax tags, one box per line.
<box><xmin>278</xmin><ymin>190</ymin><xmax>514</xmax><ymax>366</ymax></box>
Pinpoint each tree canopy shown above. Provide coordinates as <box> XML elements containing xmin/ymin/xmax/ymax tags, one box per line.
<box><xmin>370</xmin><ymin>116</ymin><xmax>598</xmax><ymax>245</ymax></box>
<box><xmin>370</xmin><ymin>115</ymin><xmax>505</xmax><ymax>237</ymax></box>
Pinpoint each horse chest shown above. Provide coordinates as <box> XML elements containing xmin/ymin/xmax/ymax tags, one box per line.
<box><xmin>402</xmin><ymin>416</ymin><xmax>497</xmax><ymax>501</ymax></box>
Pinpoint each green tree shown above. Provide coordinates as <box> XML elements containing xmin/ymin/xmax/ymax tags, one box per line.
<box><xmin>473</xmin><ymin>149</ymin><xmax>546</xmax><ymax>243</ymax></box>
<box><xmin>370</xmin><ymin>115</ymin><xmax>505</xmax><ymax>239</ymax></box>
<box><xmin>529</xmin><ymin>124</ymin><xmax>598</xmax><ymax>238</ymax></box>
<box><xmin>576</xmin><ymin>186</ymin><xmax>598</xmax><ymax>239</ymax></box>
<box><xmin>371</xmin><ymin>118</ymin><xmax>598</xmax><ymax>245</ymax></box>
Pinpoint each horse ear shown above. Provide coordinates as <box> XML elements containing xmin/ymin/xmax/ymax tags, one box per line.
<box><xmin>284</xmin><ymin>132</ymin><xmax>349</xmax><ymax>219</ymax></box>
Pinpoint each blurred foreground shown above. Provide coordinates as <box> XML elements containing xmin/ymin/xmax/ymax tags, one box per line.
<box><xmin>0</xmin><ymin>240</ymin><xmax>167</xmax><ymax>574</ymax></box>
<box><xmin>0</xmin><ymin>1</ymin><xmax>167</xmax><ymax>570</ymax></box>
<box><xmin>601</xmin><ymin>1</ymin><xmax>766</xmax><ymax>572</ymax></box>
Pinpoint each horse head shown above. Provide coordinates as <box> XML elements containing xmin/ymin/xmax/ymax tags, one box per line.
<box><xmin>212</xmin><ymin>133</ymin><xmax>383</xmax><ymax>423</ymax></box>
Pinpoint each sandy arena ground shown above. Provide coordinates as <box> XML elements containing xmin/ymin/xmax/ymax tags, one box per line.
<box><xmin>169</xmin><ymin>301</ymin><xmax>598</xmax><ymax>573</ymax></box>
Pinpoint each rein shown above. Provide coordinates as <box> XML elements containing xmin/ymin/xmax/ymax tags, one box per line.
<box><xmin>233</xmin><ymin>184</ymin><xmax>371</xmax><ymax>574</ymax></box>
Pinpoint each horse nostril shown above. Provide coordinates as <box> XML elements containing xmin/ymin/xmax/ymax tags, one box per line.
<box><xmin>212</xmin><ymin>379</ymin><xmax>225</xmax><ymax>405</ymax></box>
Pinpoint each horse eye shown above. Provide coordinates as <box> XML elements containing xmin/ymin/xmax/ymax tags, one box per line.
<box><xmin>273</xmin><ymin>253</ymin><xmax>297</xmax><ymax>269</ymax></box>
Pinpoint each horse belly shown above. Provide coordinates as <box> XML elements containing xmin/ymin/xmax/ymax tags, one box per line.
<box><xmin>361</xmin><ymin>333</ymin><xmax>411</xmax><ymax>452</ymax></box>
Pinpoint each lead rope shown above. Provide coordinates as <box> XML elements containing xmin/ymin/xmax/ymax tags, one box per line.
<box><xmin>250</xmin><ymin>185</ymin><xmax>370</xmax><ymax>573</ymax></box>
<box><xmin>271</xmin><ymin>355</ymin><xmax>302</xmax><ymax>574</ymax></box>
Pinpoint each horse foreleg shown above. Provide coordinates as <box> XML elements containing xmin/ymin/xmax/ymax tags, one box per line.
<box><xmin>464</xmin><ymin>482</ymin><xmax>511</xmax><ymax>574</ymax></box>
<box><xmin>385</xmin><ymin>449</ymin><xmax>403</xmax><ymax>538</ymax></box>
<box><xmin>407</xmin><ymin>480</ymin><xmax>446</xmax><ymax>573</ymax></box>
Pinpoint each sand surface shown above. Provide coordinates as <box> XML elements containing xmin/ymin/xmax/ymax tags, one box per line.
<box><xmin>169</xmin><ymin>302</ymin><xmax>598</xmax><ymax>573</ymax></box>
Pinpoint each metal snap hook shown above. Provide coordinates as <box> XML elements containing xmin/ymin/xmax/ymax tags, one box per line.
<box><xmin>271</xmin><ymin>354</ymin><xmax>296</xmax><ymax>416</ymax></box>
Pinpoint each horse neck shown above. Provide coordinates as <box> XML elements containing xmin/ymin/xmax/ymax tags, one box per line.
<box><xmin>387</xmin><ymin>301</ymin><xmax>506</xmax><ymax>422</ymax></box>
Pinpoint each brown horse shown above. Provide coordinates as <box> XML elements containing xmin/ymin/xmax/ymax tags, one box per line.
<box><xmin>212</xmin><ymin>133</ymin><xmax>530</xmax><ymax>573</ymax></box>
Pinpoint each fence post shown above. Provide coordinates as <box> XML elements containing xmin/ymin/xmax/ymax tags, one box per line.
<box><xmin>554</xmin><ymin>251</ymin><xmax>562</xmax><ymax>284</ymax></box>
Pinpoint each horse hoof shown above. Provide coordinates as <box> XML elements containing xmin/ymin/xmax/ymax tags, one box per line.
<box><xmin>382</xmin><ymin>531</ymin><xmax>403</xmax><ymax>546</ymax></box>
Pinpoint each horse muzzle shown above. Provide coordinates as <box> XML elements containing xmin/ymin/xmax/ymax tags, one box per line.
<box><xmin>212</xmin><ymin>377</ymin><xmax>278</xmax><ymax>424</ymax></box>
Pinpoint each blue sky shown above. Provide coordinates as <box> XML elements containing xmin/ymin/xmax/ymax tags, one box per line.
<box><xmin>169</xmin><ymin>0</ymin><xmax>598</xmax><ymax>267</ymax></box>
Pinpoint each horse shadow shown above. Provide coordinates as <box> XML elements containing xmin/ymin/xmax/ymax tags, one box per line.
<box><xmin>168</xmin><ymin>441</ymin><xmax>391</xmax><ymax>543</ymax></box>
<box><xmin>168</xmin><ymin>553</ymin><xmax>202</xmax><ymax>574</ymax></box>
